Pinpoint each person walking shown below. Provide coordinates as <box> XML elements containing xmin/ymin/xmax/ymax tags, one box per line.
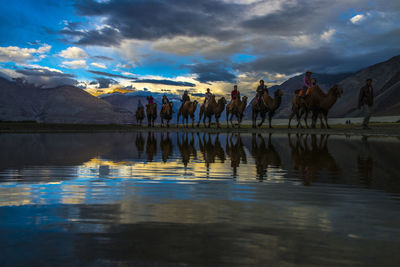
<box><xmin>358</xmin><ymin>79</ymin><xmax>374</xmax><ymax>129</ymax></box>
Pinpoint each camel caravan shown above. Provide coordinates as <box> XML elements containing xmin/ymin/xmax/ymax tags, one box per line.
<box><xmin>135</xmin><ymin>71</ymin><xmax>344</xmax><ymax>129</ymax></box>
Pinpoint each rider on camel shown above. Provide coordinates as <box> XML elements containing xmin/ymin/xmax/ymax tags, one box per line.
<box><xmin>229</xmin><ymin>85</ymin><xmax>240</xmax><ymax>111</ymax></box>
<box><xmin>299</xmin><ymin>70</ymin><xmax>312</xmax><ymax>97</ymax></box>
<box><xmin>256</xmin><ymin>80</ymin><xmax>268</xmax><ymax>105</ymax></box>
<box><xmin>204</xmin><ymin>88</ymin><xmax>212</xmax><ymax>108</ymax></box>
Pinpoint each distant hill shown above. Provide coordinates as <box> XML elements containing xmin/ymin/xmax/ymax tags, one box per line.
<box><xmin>330</xmin><ymin>55</ymin><xmax>400</xmax><ymax>117</ymax></box>
<box><xmin>243</xmin><ymin>55</ymin><xmax>400</xmax><ymax>119</ymax></box>
<box><xmin>0</xmin><ymin>77</ymin><xmax>134</xmax><ymax>124</ymax></box>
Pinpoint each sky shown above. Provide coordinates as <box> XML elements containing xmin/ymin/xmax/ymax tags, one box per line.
<box><xmin>0</xmin><ymin>0</ymin><xmax>399</xmax><ymax>99</ymax></box>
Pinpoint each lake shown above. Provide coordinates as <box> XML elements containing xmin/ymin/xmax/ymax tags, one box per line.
<box><xmin>0</xmin><ymin>132</ymin><xmax>399</xmax><ymax>266</ymax></box>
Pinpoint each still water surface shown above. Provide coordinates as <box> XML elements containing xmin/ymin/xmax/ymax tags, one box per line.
<box><xmin>0</xmin><ymin>132</ymin><xmax>399</xmax><ymax>266</ymax></box>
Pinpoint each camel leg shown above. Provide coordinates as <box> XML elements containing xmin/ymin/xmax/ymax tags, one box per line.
<box><xmin>197</xmin><ymin>109</ymin><xmax>203</xmax><ymax>127</ymax></box>
<box><xmin>252</xmin><ymin>110</ymin><xmax>257</xmax><ymax>128</ymax></box>
<box><xmin>304</xmin><ymin>111</ymin><xmax>309</xmax><ymax>128</ymax></box>
<box><xmin>258</xmin><ymin>111</ymin><xmax>266</xmax><ymax>128</ymax></box>
<box><xmin>268</xmin><ymin>113</ymin><xmax>273</xmax><ymax>128</ymax></box>
<box><xmin>288</xmin><ymin>112</ymin><xmax>294</xmax><ymax>128</ymax></box>
<box><xmin>324</xmin><ymin>112</ymin><xmax>330</xmax><ymax>129</ymax></box>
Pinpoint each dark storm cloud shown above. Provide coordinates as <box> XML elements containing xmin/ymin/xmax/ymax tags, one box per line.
<box><xmin>235</xmin><ymin>47</ymin><xmax>400</xmax><ymax>74</ymax></box>
<box><xmin>88</xmin><ymin>70</ymin><xmax>134</xmax><ymax>79</ymax></box>
<box><xmin>95</xmin><ymin>77</ymin><xmax>118</xmax><ymax>88</ymax></box>
<box><xmin>69</xmin><ymin>0</ymin><xmax>243</xmax><ymax>45</ymax></box>
<box><xmin>187</xmin><ymin>62</ymin><xmax>236</xmax><ymax>83</ymax></box>
<box><xmin>132</xmin><ymin>79</ymin><xmax>195</xmax><ymax>87</ymax></box>
<box><xmin>13</xmin><ymin>68</ymin><xmax>78</xmax><ymax>87</ymax></box>
<box><xmin>241</xmin><ymin>1</ymin><xmax>328</xmax><ymax>36</ymax></box>
<box><xmin>16</xmin><ymin>68</ymin><xmax>75</xmax><ymax>78</ymax></box>
<box><xmin>91</xmin><ymin>55</ymin><xmax>114</xmax><ymax>61</ymax></box>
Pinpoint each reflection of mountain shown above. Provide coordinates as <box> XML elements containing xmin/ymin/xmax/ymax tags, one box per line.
<box><xmin>0</xmin><ymin>77</ymin><xmax>134</xmax><ymax>124</ymax></box>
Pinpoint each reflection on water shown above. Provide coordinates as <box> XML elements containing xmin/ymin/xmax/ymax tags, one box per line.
<box><xmin>0</xmin><ymin>132</ymin><xmax>399</xmax><ymax>266</ymax></box>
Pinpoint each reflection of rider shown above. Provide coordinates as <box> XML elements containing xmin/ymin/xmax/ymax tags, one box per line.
<box><xmin>256</xmin><ymin>80</ymin><xmax>268</xmax><ymax>105</ymax></box>
<box><xmin>204</xmin><ymin>88</ymin><xmax>212</xmax><ymax>108</ymax></box>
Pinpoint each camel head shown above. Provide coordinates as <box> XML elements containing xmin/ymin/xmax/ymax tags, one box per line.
<box><xmin>219</xmin><ymin>97</ymin><xmax>227</xmax><ymax>105</ymax></box>
<box><xmin>274</xmin><ymin>89</ymin><xmax>283</xmax><ymax>98</ymax></box>
<box><xmin>242</xmin><ymin>96</ymin><xmax>248</xmax><ymax>102</ymax></box>
<box><xmin>332</xmin><ymin>85</ymin><xmax>343</xmax><ymax>98</ymax></box>
<box><xmin>193</xmin><ymin>100</ymin><xmax>198</xmax><ymax>105</ymax></box>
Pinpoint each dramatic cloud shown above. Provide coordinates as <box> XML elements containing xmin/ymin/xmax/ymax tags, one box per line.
<box><xmin>88</xmin><ymin>70</ymin><xmax>135</xmax><ymax>79</ymax></box>
<box><xmin>0</xmin><ymin>44</ymin><xmax>51</xmax><ymax>63</ymax></box>
<box><xmin>6</xmin><ymin>66</ymin><xmax>78</xmax><ymax>87</ymax></box>
<box><xmin>61</xmin><ymin>59</ymin><xmax>87</xmax><ymax>69</ymax></box>
<box><xmin>91</xmin><ymin>55</ymin><xmax>114</xmax><ymax>61</ymax></box>
<box><xmin>132</xmin><ymin>79</ymin><xmax>196</xmax><ymax>87</ymax></box>
<box><xmin>58</xmin><ymin>46</ymin><xmax>88</xmax><ymax>59</ymax></box>
<box><xmin>90</xmin><ymin>62</ymin><xmax>107</xmax><ymax>69</ymax></box>
<box><xmin>350</xmin><ymin>14</ymin><xmax>366</xmax><ymax>24</ymax></box>
<box><xmin>94</xmin><ymin>77</ymin><xmax>118</xmax><ymax>88</ymax></box>
<box><xmin>187</xmin><ymin>62</ymin><xmax>237</xmax><ymax>83</ymax></box>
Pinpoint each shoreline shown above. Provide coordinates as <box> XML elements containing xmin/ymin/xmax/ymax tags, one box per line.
<box><xmin>1</xmin><ymin>122</ymin><xmax>400</xmax><ymax>137</ymax></box>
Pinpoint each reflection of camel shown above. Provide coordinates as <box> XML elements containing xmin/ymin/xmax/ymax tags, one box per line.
<box><xmin>358</xmin><ymin>136</ymin><xmax>373</xmax><ymax>187</ymax></box>
<box><xmin>135</xmin><ymin>132</ymin><xmax>145</xmax><ymax>158</ymax></box>
<box><xmin>177</xmin><ymin>133</ymin><xmax>197</xmax><ymax>167</ymax></box>
<box><xmin>225</xmin><ymin>134</ymin><xmax>247</xmax><ymax>177</ymax></box>
<box><xmin>160</xmin><ymin>133</ymin><xmax>173</xmax><ymax>163</ymax></box>
<box><xmin>198</xmin><ymin>133</ymin><xmax>225</xmax><ymax>168</ymax></box>
<box><xmin>145</xmin><ymin>132</ymin><xmax>157</xmax><ymax>162</ymax></box>
<box><xmin>251</xmin><ymin>134</ymin><xmax>281</xmax><ymax>180</ymax></box>
<box><xmin>288</xmin><ymin>134</ymin><xmax>339</xmax><ymax>185</ymax></box>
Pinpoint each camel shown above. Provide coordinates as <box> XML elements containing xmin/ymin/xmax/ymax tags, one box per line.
<box><xmin>197</xmin><ymin>96</ymin><xmax>227</xmax><ymax>128</ymax></box>
<box><xmin>226</xmin><ymin>96</ymin><xmax>248</xmax><ymax>128</ymax></box>
<box><xmin>309</xmin><ymin>85</ymin><xmax>343</xmax><ymax>128</ymax></box>
<box><xmin>288</xmin><ymin>85</ymin><xmax>343</xmax><ymax>129</ymax></box>
<box><xmin>252</xmin><ymin>89</ymin><xmax>283</xmax><ymax>128</ymax></box>
<box><xmin>135</xmin><ymin>106</ymin><xmax>144</xmax><ymax>126</ymax></box>
<box><xmin>177</xmin><ymin>100</ymin><xmax>198</xmax><ymax>128</ymax></box>
<box><xmin>160</xmin><ymin>102</ymin><xmax>174</xmax><ymax>127</ymax></box>
<box><xmin>146</xmin><ymin>103</ymin><xmax>157</xmax><ymax>127</ymax></box>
